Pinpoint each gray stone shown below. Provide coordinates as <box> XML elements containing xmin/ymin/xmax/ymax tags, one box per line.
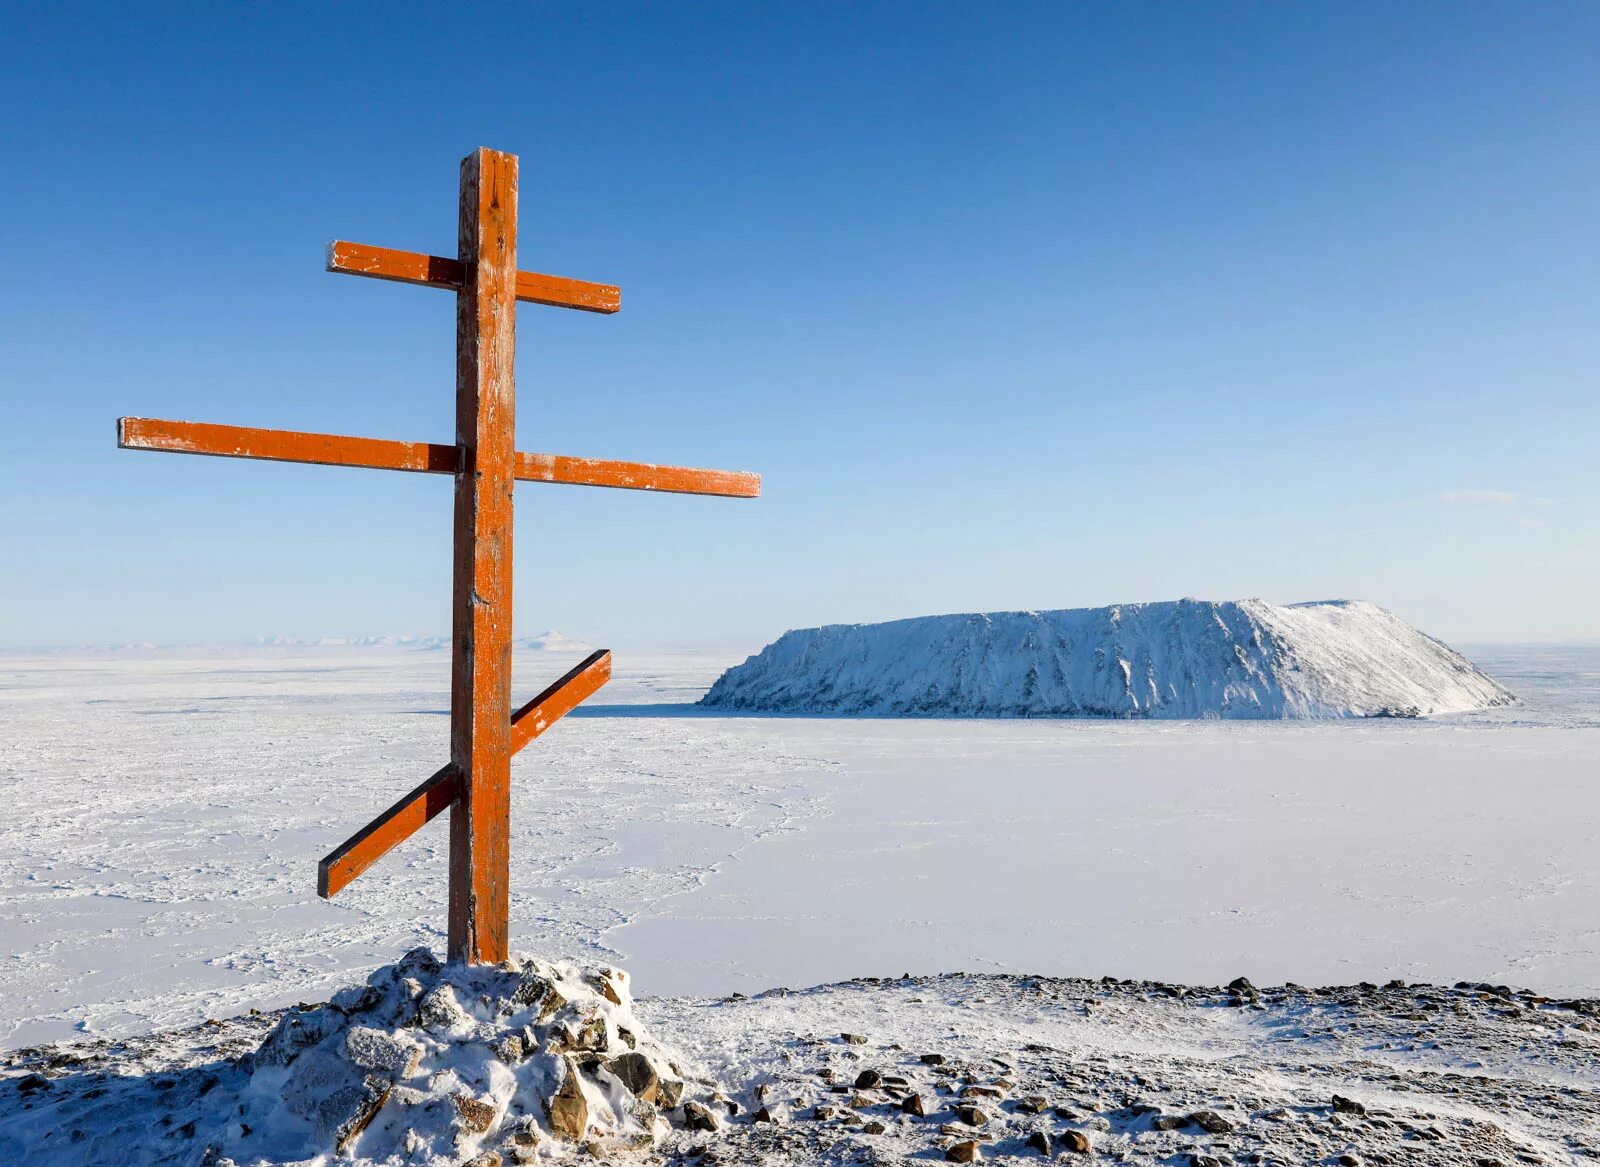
<box><xmin>946</xmin><ymin>1139</ymin><xmax>981</xmax><ymax>1163</ymax></box>
<box><xmin>418</xmin><ymin>985</ymin><xmax>470</xmax><ymax>1034</ymax></box>
<box><xmin>332</xmin><ymin>1075</ymin><xmax>393</xmax><ymax>1156</ymax></box>
<box><xmin>1026</xmin><ymin>1130</ymin><xmax>1051</xmax><ymax>1155</ymax></box>
<box><xmin>343</xmin><ymin>1026</ymin><xmax>421</xmax><ymax>1079</ymax></box>
<box><xmin>1332</xmin><ymin>1094</ymin><xmax>1367</xmax><ymax>1115</ymax></box>
<box><xmin>1188</xmin><ymin>1109</ymin><xmax>1235</xmax><ymax>1134</ymax></box>
<box><xmin>255</xmin><ymin>1006</ymin><xmax>342</xmax><ymax>1069</ymax></box>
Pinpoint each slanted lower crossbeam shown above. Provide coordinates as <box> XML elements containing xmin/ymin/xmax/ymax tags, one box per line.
<box><xmin>317</xmin><ymin>650</ymin><xmax>612</xmax><ymax>899</ymax></box>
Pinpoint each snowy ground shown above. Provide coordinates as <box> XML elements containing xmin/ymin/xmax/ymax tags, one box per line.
<box><xmin>2</xmin><ymin>642</ymin><xmax>1598</xmax><ymax>1163</ymax></box>
<box><xmin>2</xmin><ymin>643</ymin><xmax>1599</xmax><ymax>1052</ymax></box>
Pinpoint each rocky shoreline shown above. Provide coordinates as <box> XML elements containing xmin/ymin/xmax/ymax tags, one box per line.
<box><xmin>4</xmin><ymin>969</ymin><xmax>1598</xmax><ymax>1165</ymax></box>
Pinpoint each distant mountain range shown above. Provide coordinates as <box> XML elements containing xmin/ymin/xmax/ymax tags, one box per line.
<box><xmin>247</xmin><ymin>630</ymin><xmax>594</xmax><ymax>652</ymax></box>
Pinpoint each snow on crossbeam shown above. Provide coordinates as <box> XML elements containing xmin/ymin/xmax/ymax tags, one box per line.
<box><xmin>118</xmin><ymin>417</ymin><xmax>761</xmax><ymax>498</ymax></box>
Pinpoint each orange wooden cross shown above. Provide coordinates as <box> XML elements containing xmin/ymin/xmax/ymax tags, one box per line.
<box><xmin>117</xmin><ymin>147</ymin><xmax>759</xmax><ymax>965</ymax></box>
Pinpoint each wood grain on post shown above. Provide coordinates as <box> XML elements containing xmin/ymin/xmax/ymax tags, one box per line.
<box><xmin>448</xmin><ymin>148</ymin><xmax>519</xmax><ymax>965</ymax></box>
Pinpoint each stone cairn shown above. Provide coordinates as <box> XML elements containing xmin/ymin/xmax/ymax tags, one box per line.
<box><xmin>231</xmin><ymin>948</ymin><xmax>721</xmax><ymax>1163</ymax></box>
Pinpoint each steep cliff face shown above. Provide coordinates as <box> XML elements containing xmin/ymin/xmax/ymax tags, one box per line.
<box><xmin>700</xmin><ymin>599</ymin><xmax>1514</xmax><ymax>718</ymax></box>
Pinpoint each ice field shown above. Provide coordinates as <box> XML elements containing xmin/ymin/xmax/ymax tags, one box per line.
<box><xmin>2</xmin><ymin>642</ymin><xmax>1597</xmax><ymax>1050</ymax></box>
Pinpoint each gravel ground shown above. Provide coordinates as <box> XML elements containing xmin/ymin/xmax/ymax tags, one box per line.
<box><xmin>4</xmin><ymin>973</ymin><xmax>1598</xmax><ymax>1166</ymax></box>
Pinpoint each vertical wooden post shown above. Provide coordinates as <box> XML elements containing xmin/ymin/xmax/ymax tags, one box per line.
<box><xmin>448</xmin><ymin>147</ymin><xmax>518</xmax><ymax>964</ymax></box>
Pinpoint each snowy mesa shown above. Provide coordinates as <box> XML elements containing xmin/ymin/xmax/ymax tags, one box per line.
<box><xmin>700</xmin><ymin>599</ymin><xmax>1515</xmax><ymax>718</ymax></box>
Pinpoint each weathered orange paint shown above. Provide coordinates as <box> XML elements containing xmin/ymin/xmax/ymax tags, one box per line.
<box><xmin>327</xmin><ymin>239</ymin><xmax>620</xmax><ymax>314</ymax></box>
<box><xmin>117</xmin><ymin>417</ymin><xmax>455</xmax><ymax>474</ymax></box>
<box><xmin>510</xmin><ymin>649</ymin><xmax>612</xmax><ymax>755</ymax></box>
<box><xmin>117</xmin><ymin>146</ymin><xmax>762</xmax><ymax>965</ymax></box>
<box><xmin>515</xmin><ymin>451</ymin><xmax>760</xmax><ymax>498</ymax></box>
<box><xmin>318</xmin><ymin>764</ymin><xmax>459</xmax><ymax>898</ymax></box>
<box><xmin>447</xmin><ymin>147</ymin><xmax>519</xmax><ymax>966</ymax></box>
<box><xmin>118</xmin><ymin>417</ymin><xmax>761</xmax><ymax>498</ymax></box>
<box><xmin>317</xmin><ymin>650</ymin><xmax>613</xmax><ymax>899</ymax></box>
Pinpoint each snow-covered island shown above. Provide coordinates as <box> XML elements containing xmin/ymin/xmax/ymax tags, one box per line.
<box><xmin>701</xmin><ymin>599</ymin><xmax>1514</xmax><ymax>718</ymax></box>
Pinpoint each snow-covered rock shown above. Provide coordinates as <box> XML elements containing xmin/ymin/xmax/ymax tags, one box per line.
<box><xmin>701</xmin><ymin>599</ymin><xmax>1514</xmax><ymax>718</ymax></box>
<box><xmin>217</xmin><ymin>949</ymin><xmax>712</xmax><ymax>1163</ymax></box>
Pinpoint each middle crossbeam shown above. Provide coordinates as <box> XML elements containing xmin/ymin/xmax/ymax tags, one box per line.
<box><xmin>118</xmin><ymin>417</ymin><xmax>761</xmax><ymax>498</ymax></box>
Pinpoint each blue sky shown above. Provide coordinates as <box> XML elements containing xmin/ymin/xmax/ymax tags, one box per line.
<box><xmin>3</xmin><ymin>2</ymin><xmax>1597</xmax><ymax>649</ymax></box>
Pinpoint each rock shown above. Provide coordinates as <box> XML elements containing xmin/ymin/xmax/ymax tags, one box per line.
<box><xmin>962</xmin><ymin>1084</ymin><xmax>1004</xmax><ymax>1100</ymax></box>
<box><xmin>1015</xmin><ymin>1096</ymin><xmax>1048</xmax><ymax>1114</ymax></box>
<box><xmin>883</xmin><ymin>1074</ymin><xmax>910</xmax><ymax>1086</ymax></box>
<box><xmin>946</xmin><ymin>1139</ymin><xmax>981</xmax><ymax>1163</ymax></box>
<box><xmin>598</xmin><ymin>968</ymin><xmax>627</xmax><ymax>1005</ymax></box>
<box><xmin>607</xmin><ymin>1051</ymin><xmax>661</xmax><ymax>1103</ymax></box>
<box><xmin>16</xmin><ymin>1073</ymin><xmax>51</xmax><ymax>1095</ymax></box>
<box><xmin>841</xmin><ymin>1033</ymin><xmax>868</xmax><ymax>1045</ymax></box>
<box><xmin>1337</xmin><ymin>1156</ymin><xmax>1361</xmax><ymax>1167</ymax></box>
<box><xmin>332</xmin><ymin>1076</ymin><xmax>393</xmax><ymax>1155</ymax></box>
<box><xmin>848</xmin><ymin>1093</ymin><xmax>875</xmax><ymax>1108</ymax></box>
<box><xmin>1060</xmin><ymin>1130</ymin><xmax>1092</xmax><ymax>1154</ymax></box>
<box><xmin>1188</xmin><ymin>1109</ymin><xmax>1235</xmax><ymax>1134</ymax></box>
<box><xmin>255</xmin><ymin>1006</ymin><xmax>343</xmax><ymax>1068</ymax></box>
<box><xmin>1227</xmin><ymin>976</ymin><xmax>1256</xmax><ymax>993</ymax></box>
<box><xmin>493</xmin><ymin>1033</ymin><xmax>525</xmax><ymax>1064</ymax></box>
<box><xmin>813</xmin><ymin>1105</ymin><xmax>836</xmax><ymax>1120</ymax></box>
<box><xmin>863</xmin><ymin>1120</ymin><xmax>887</xmax><ymax>1134</ymax></box>
<box><xmin>754</xmin><ymin>1105</ymin><xmax>777</xmax><ymax>1123</ymax></box>
<box><xmin>921</xmin><ymin>1053</ymin><xmax>947</xmax><ymax>1065</ymax></box>
<box><xmin>1026</xmin><ymin>1130</ymin><xmax>1052</xmax><ymax>1154</ymax></box>
<box><xmin>753</xmin><ymin>1082</ymin><xmax>770</xmax><ymax>1100</ymax></box>
<box><xmin>901</xmin><ymin>1094</ymin><xmax>928</xmax><ymax>1116</ymax></box>
<box><xmin>1332</xmin><ymin>1094</ymin><xmax>1367</xmax><ymax>1115</ymax></box>
<box><xmin>954</xmin><ymin>1104</ymin><xmax>989</xmax><ymax>1126</ymax></box>
<box><xmin>547</xmin><ymin>1057</ymin><xmax>589</xmax><ymax>1141</ymax></box>
<box><xmin>344</xmin><ymin>1027</ymin><xmax>422</xmax><ymax>1079</ymax></box>
<box><xmin>683</xmin><ymin>1101</ymin><xmax>721</xmax><ymax>1132</ymax></box>
<box><xmin>418</xmin><ymin>984</ymin><xmax>470</xmax><ymax>1033</ymax></box>
<box><xmin>1153</xmin><ymin>1114</ymin><xmax>1186</xmax><ymax>1130</ymax></box>
<box><xmin>452</xmin><ymin>1093</ymin><xmax>498</xmax><ymax>1134</ymax></box>
<box><xmin>657</xmin><ymin>1077</ymin><xmax>686</xmax><ymax>1108</ymax></box>
<box><xmin>855</xmin><ymin>1069</ymin><xmax>884</xmax><ymax>1088</ymax></box>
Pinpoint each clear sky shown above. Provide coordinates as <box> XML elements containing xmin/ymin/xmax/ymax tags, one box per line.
<box><xmin>3</xmin><ymin>2</ymin><xmax>1598</xmax><ymax>651</ymax></box>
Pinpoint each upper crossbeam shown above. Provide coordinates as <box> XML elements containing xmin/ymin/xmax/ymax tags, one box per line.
<box><xmin>327</xmin><ymin>241</ymin><xmax>620</xmax><ymax>314</ymax></box>
<box><xmin>118</xmin><ymin>417</ymin><xmax>761</xmax><ymax>499</ymax></box>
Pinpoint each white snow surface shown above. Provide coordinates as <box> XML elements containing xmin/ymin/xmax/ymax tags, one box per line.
<box><xmin>701</xmin><ymin>599</ymin><xmax>1515</xmax><ymax>718</ymax></box>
